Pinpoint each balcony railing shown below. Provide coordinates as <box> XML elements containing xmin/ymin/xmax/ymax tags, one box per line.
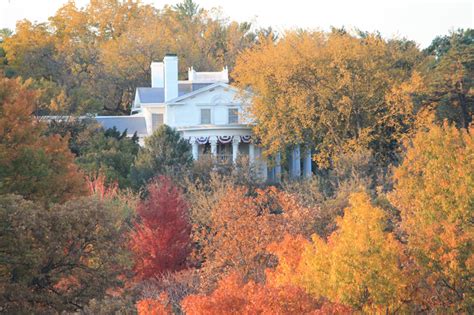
<box><xmin>199</xmin><ymin>154</ymin><xmax>233</xmax><ymax>164</ymax></box>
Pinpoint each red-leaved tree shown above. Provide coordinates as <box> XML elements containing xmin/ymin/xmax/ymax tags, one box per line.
<box><xmin>130</xmin><ymin>176</ymin><xmax>191</xmax><ymax>280</ymax></box>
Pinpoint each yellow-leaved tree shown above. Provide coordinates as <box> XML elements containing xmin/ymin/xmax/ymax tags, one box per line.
<box><xmin>269</xmin><ymin>192</ymin><xmax>408</xmax><ymax>313</ymax></box>
<box><xmin>390</xmin><ymin>123</ymin><xmax>474</xmax><ymax>312</ymax></box>
<box><xmin>233</xmin><ymin>30</ymin><xmax>424</xmax><ymax>167</ymax></box>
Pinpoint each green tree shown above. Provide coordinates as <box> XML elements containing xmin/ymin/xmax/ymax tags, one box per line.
<box><xmin>0</xmin><ymin>28</ymin><xmax>13</xmax><ymax>77</ymax></box>
<box><xmin>173</xmin><ymin>0</ymin><xmax>202</xmax><ymax>19</ymax></box>
<box><xmin>130</xmin><ymin>125</ymin><xmax>192</xmax><ymax>189</ymax></box>
<box><xmin>0</xmin><ymin>194</ymin><xmax>132</xmax><ymax>313</ymax></box>
<box><xmin>76</xmin><ymin>127</ymin><xmax>140</xmax><ymax>188</ymax></box>
<box><xmin>423</xmin><ymin>29</ymin><xmax>474</xmax><ymax>129</ymax></box>
<box><xmin>45</xmin><ymin>117</ymin><xmax>98</xmax><ymax>156</ymax></box>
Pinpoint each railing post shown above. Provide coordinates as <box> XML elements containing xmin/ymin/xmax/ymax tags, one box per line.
<box><xmin>210</xmin><ymin>137</ymin><xmax>217</xmax><ymax>156</ymax></box>
<box><xmin>191</xmin><ymin>139</ymin><xmax>199</xmax><ymax>160</ymax></box>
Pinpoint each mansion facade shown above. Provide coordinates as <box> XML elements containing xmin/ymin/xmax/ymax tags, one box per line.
<box><xmin>95</xmin><ymin>54</ymin><xmax>312</xmax><ymax>181</ymax></box>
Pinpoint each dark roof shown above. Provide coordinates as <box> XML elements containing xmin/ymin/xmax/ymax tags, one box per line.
<box><xmin>137</xmin><ymin>83</ymin><xmax>213</xmax><ymax>103</ymax></box>
<box><xmin>95</xmin><ymin>116</ymin><xmax>147</xmax><ymax>136</ymax></box>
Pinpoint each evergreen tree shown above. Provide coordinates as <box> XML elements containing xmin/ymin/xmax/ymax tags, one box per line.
<box><xmin>130</xmin><ymin>125</ymin><xmax>192</xmax><ymax>189</ymax></box>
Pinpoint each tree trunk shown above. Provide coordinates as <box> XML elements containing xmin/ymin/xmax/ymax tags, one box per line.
<box><xmin>457</xmin><ymin>92</ymin><xmax>469</xmax><ymax>130</ymax></box>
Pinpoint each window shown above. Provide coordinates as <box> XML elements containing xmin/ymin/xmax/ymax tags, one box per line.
<box><xmin>228</xmin><ymin>108</ymin><xmax>239</xmax><ymax>124</ymax></box>
<box><xmin>201</xmin><ymin>108</ymin><xmax>211</xmax><ymax>124</ymax></box>
<box><xmin>152</xmin><ymin>113</ymin><xmax>163</xmax><ymax>131</ymax></box>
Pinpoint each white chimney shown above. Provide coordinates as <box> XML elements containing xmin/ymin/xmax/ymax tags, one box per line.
<box><xmin>164</xmin><ymin>54</ymin><xmax>178</xmax><ymax>102</ymax></box>
<box><xmin>150</xmin><ymin>62</ymin><xmax>164</xmax><ymax>88</ymax></box>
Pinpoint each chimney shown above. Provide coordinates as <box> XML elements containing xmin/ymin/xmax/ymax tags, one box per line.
<box><xmin>164</xmin><ymin>54</ymin><xmax>178</xmax><ymax>102</ymax></box>
<box><xmin>150</xmin><ymin>62</ymin><xmax>164</xmax><ymax>88</ymax></box>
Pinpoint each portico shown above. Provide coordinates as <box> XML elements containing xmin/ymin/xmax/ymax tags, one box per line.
<box><xmin>187</xmin><ymin>134</ymin><xmax>256</xmax><ymax>164</ymax></box>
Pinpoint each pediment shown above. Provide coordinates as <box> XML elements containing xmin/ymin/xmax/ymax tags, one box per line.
<box><xmin>167</xmin><ymin>82</ymin><xmax>242</xmax><ymax>104</ymax></box>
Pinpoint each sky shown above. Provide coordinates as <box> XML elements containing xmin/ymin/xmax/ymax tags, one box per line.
<box><xmin>0</xmin><ymin>0</ymin><xmax>472</xmax><ymax>48</ymax></box>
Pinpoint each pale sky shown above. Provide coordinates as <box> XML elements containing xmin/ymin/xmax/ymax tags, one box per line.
<box><xmin>1</xmin><ymin>0</ymin><xmax>473</xmax><ymax>48</ymax></box>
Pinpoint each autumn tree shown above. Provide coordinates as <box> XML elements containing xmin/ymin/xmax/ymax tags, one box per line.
<box><xmin>233</xmin><ymin>30</ymin><xmax>424</xmax><ymax>167</ymax></box>
<box><xmin>390</xmin><ymin>123</ymin><xmax>474</xmax><ymax>312</ymax></box>
<box><xmin>0</xmin><ymin>77</ymin><xmax>85</xmax><ymax>203</ymax></box>
<box><xmin>130</xmin><ymin>176</ymin><xmax>192</xmax><ymax>280</ymax></box>
<box><xmin>200</xmin><ymin>186</ymin><xmax>317</xmax><ymax>286</ymax></box>
<box><xmin>130</xmin><ymin>125</ymin><xmax>193</xmax><ymax>189</ymax></box>
<box><xmin>3</xmin><ymin>0</ymin><xmax>260</xmax><ymax>114</ymax></box>
<box><xmin>137</xmin><ymin>295</ymin><xmax>172</xmax><ymax>315</ymax></box>
<box><xmin>0</xmin><ymin>194</ymin><xmax>132</xmax><ymax>313</ymax></box>
<box><xmin>180</xmin><ymin>272</ymin><xmax>324</xmax><ymax>315</ymax></box>
<box><xmin>268</xmin><ymin>193</ymin><xmax>408</xmax><ymax>312</ymax></box>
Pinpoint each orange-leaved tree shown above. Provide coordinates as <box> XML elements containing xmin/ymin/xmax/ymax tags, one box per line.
<box><xmin>136</xmin><ymin>293</ymin><xmax>172</xmax><ymax>315</ymax></box>
<box><xmin>130</xmin><ymin>176</ymin><xmax>192</xmax><ymax>280</ymax></box>
<box><xmin>390</xmin><ymin>123</ymin><xmax>474</xmax><ymax>312</ymax></box>
<box><xmin>200</xmin><ymin>186</ymin><xmax>318</xmax><ymax>285</ymax></box>
<box><xmin>180</xmin><ymin>272</ymin><xmax>325</xmax><ymax>315</ymax></box>
<box><xmin>0</xmin><ymin>77</ymin><xmax>85</xmax><ymax>203</ymax></box>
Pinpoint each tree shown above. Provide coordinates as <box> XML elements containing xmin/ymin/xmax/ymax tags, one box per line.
<box><xmin>75</xmin><ymin>126</ymin><xmax>140</xmax><ymax>188</ymax></box>
<box><xmin>3</xmin><ymin>0</ymin><xmax>260</xmax><ymax>114</ymax></box>
<box><xmin>173</xmin><ymin>0</ymin><xmax>202</xmax><ymax>19</ymax></box>
<box><xmin>130</xmin><ymin>176</ymin><xmax>192</xmax><ymax>280</ymax></box>
<box><xmin>130</xmin><ymin>125</ymin><xmax>193</xmax><ymax>189</ymax></box>
<box><xmin>0</xmin><ymin>194</ymin><xmax>132</xmax><ymax>313</ymax></box>
<box><xmin>423</xmin><ymin>29</ymin><xmax>474</xmax><ymax>129</ymax></box>
<box><xmin>200</xmin><ymin>186</ymin><xmax>317</xmax><ymax>285</ymax></box>
<box><xmin>137</xmin><ymin>295</ymin><xmax>172</xmax><ymax>315</ymax></box>
<box><xmin>0</xmin><ymin>77</ymin><xmax>85</xmax><ymax>203</ymax></box>
<box><xmin>269</xmin><ymin>193</ymin><xmax>408</xmax><ymax>312</ymax></box>
<box><xmin>0</xmin><ymin>28</ymin><xmax>13</xmax><ymax>77</ymax></box>
<box><xmin>180</xmin><ymin>272</ymin><xmax>324</xmax><ymax>315</ymax></box>
<box><xmin>390</xmin><ymin>123</ymin><xmax>474</xmax><ymax>312</ymax></box>
<box><xmin>233</xmin><ymin>30</ymin><xmax>424</xmax><ymax>167</ymax></box>
<box><xmin>44</xmin><ymin>117</ymin><xmax>98</xmax><ymax>156</ymax></box>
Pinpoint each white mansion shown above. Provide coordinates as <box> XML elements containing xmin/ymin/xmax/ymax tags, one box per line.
<box><xmin>95</xmin><ymin>54</ymin><xmax>312</xmax><ymax>181</ymax></box>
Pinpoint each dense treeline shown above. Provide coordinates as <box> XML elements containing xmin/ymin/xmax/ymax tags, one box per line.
<box><xmin>0</xmin><ymin>0</ymin><xmax>272</xmax><ymax>115</ymax></box>
<box><xmin>233</xmin><ymin>28</ymin><xmax>473</xmax><ymax>169</ymax></box>
<box><xmin>0</xmin><ymin>0</ymin><xmax>473</xmax><ymax>314</ymax></box>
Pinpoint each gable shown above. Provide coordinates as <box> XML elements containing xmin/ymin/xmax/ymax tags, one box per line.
<box><xmin>169</xmin><ymin>83</ymin><xmax>242</xmax><ymax>105</ymax></box>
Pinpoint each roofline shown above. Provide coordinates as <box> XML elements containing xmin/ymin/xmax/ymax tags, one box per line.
<box><xmin>166</xmin><ymin>82</ymin><xmax>242</xmax><ymax>103</ymax></box>
<box><xmin>95</xmin><ymin>115</ymin><xmax>145</xmax><ymax>119</ymax></box>
<box><xmin>138</xmin><ymin>103</ymin><xmax>166</xmax><ymax>107</ymax></box>
<box><xmin>176</xmin><ymin>124</ymin><xmax>253</xmax><ymax>132</ymax></box>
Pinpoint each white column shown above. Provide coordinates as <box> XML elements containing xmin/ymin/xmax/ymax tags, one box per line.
<box><xmin>249</xmin><ymin>143</ymin><xmax>255</xmax><ymax>164</ymax></box>
<box><xmin>256</xmin><ymin>147</ymin><xmax>267</xmax><ymax>181</ymax></box>
<box><xmin>303</xmin><ymin>149</ymin><xmax>312</xmax><ymax>178</ymax></box>
<box><xmin>232</xmin><ymin>137</ymin><xmax>240</xmax><ymax>163</ymax></box>
<box><xmin>191</xmin><ymin>140</ymin><xmax>199</xmax><ymax>160</ymax></box>
<box><xmin>261</xmin><ymin>156</ymin><xmax>268</xmax><ymax>182</ymax></box>
<box><xmin>291</xmin><ymin>145</ymin><xmax>301</xmax><ymax>178</ymax></box>
<box><xmin>275</xmin><ymin>152</ymin><xmax>281</xmax><ymax>182</ymax></box>
<box><xmin>210</xmin><ymin>137</ymin><xmax>217</xmax><ymax>156</ymax></box>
